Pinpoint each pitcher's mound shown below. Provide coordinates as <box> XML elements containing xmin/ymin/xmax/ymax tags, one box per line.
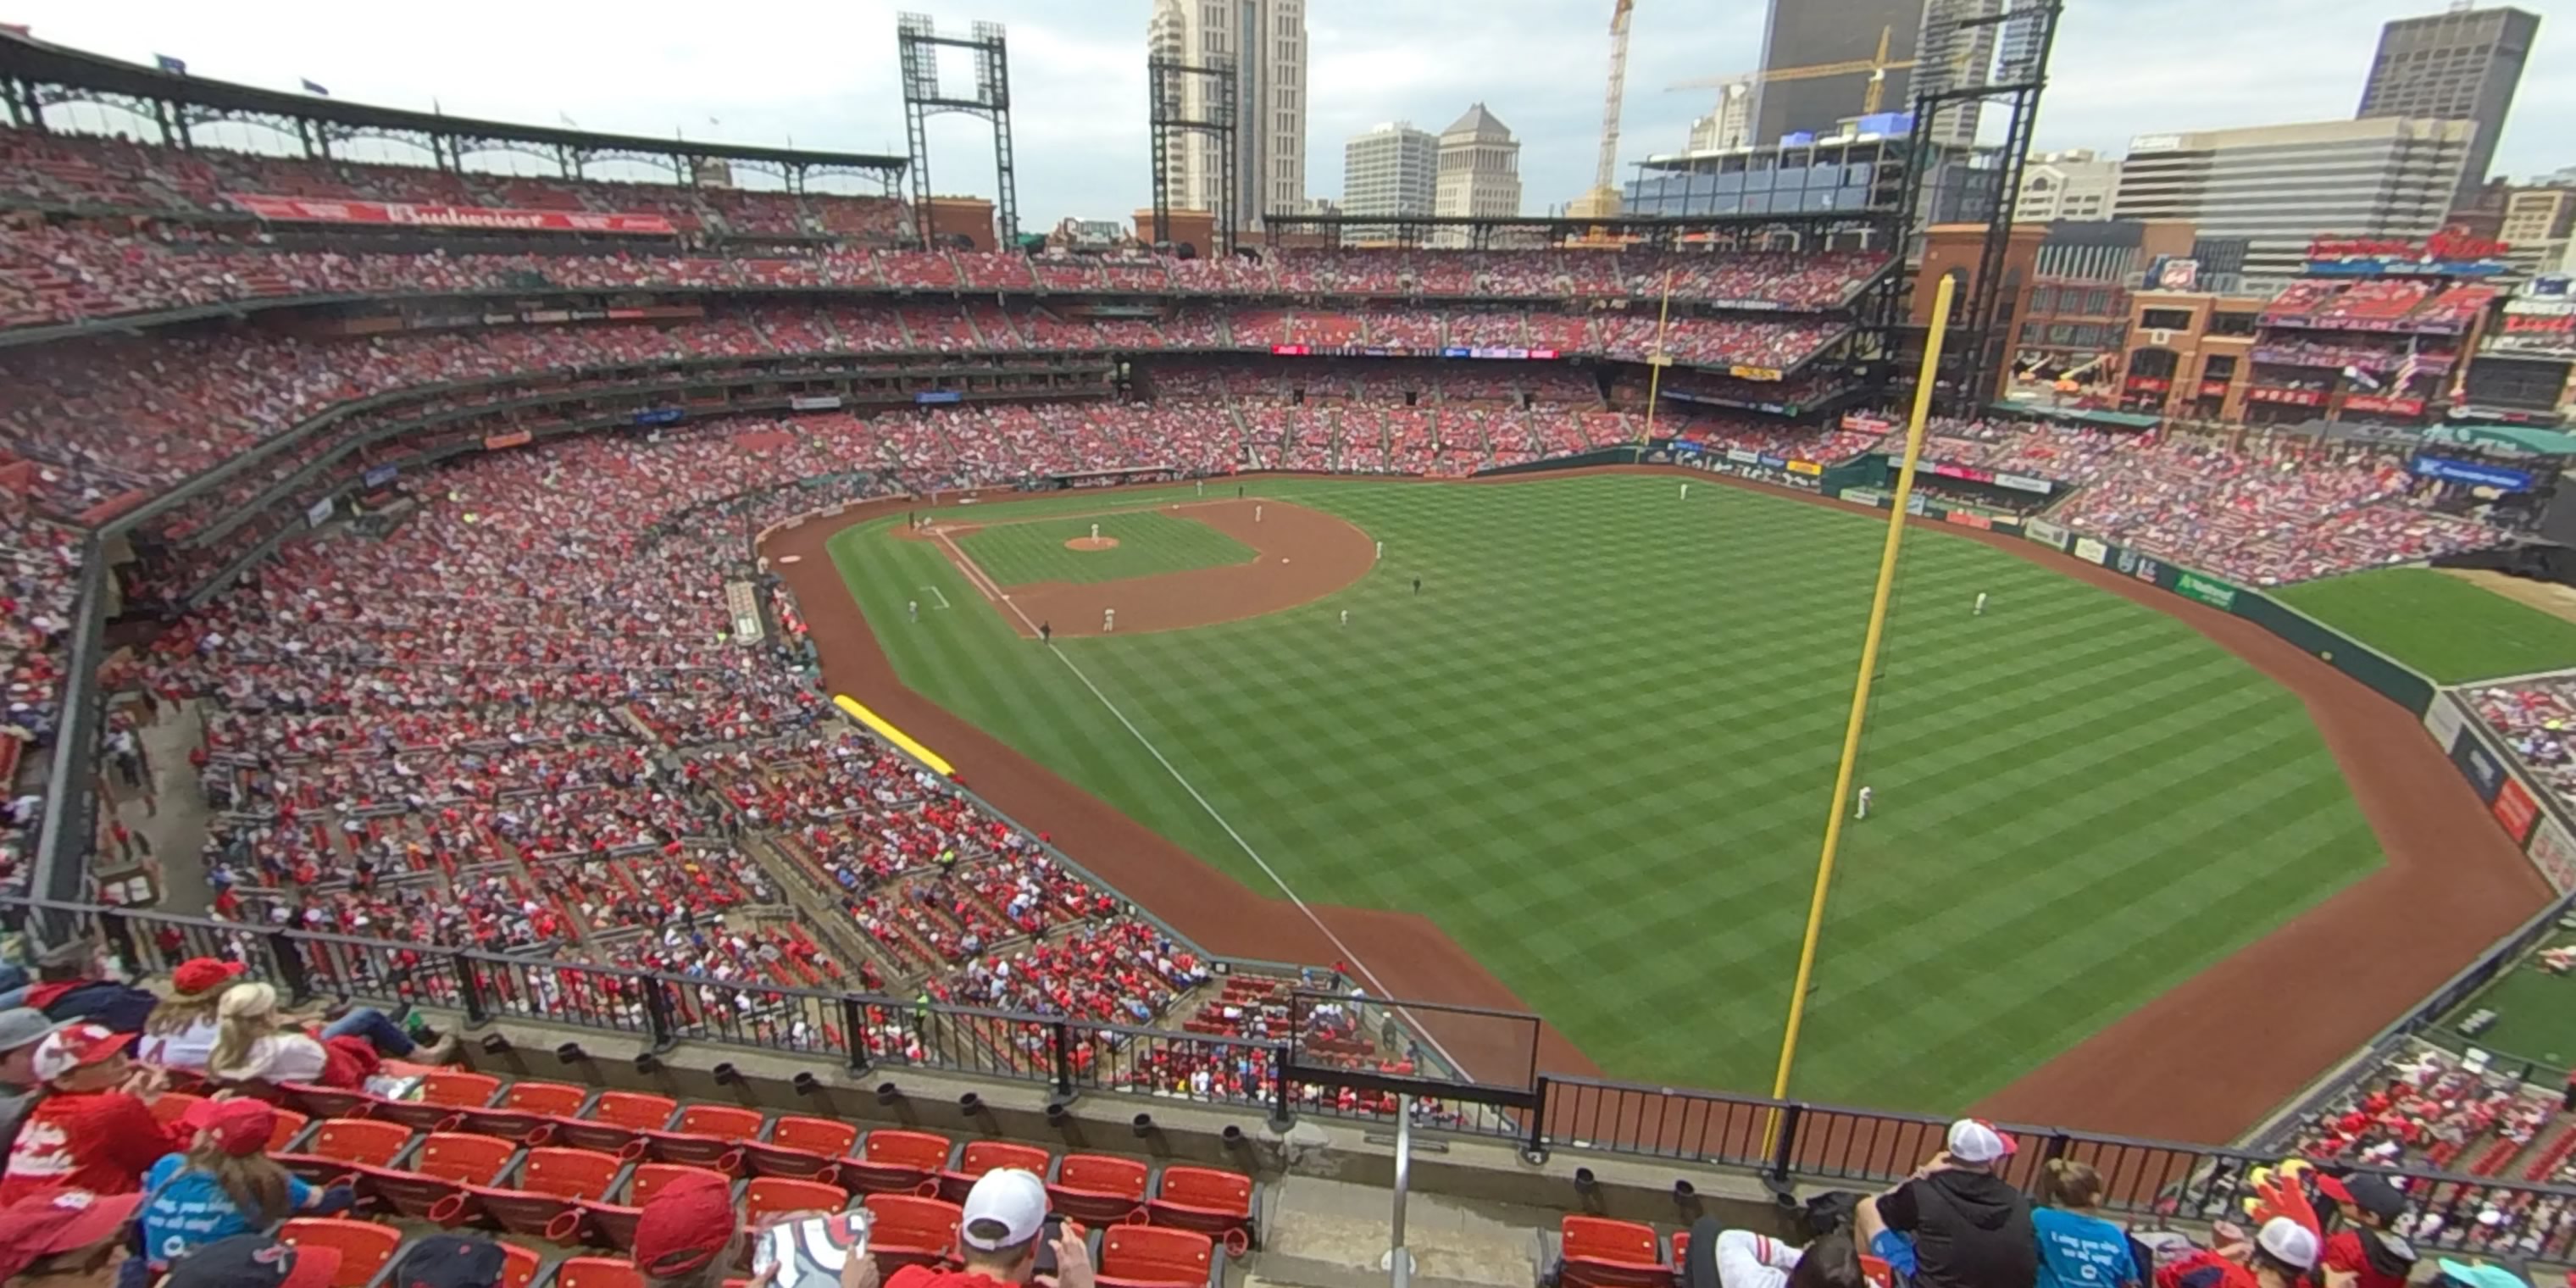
<box><xmin>1065</xmin><ymin>536</ymin><xmax>1121</xmax><ymax>552</ymax></box>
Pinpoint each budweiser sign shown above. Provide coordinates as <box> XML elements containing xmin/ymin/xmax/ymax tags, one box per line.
<box><xmin>2306</xmin><ymin>228</ymin><xmax>2509</xmax><ymax>264</ymax></box>
<box><xmin>226</xmin><ymin>193</ymin><xmax>680</xmax><ymax>236</ymax></box>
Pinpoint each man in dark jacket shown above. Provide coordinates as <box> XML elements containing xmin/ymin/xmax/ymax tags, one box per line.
<box><xmin>2316</xmin><ymin>1174</ymin><xmax>2414</xmax><ymax>1288</ymax></box>
<box><xmin>1862</xmin><ymin>1119</ymin><xmax>2037</xmax><ymax>1288</ymax></box>
<box><xmin>21</xmin><ymin>939</ymin><xmax>157</xmax><ymax>1034</ymax></box>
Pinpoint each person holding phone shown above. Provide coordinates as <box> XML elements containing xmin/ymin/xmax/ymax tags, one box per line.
<box><xmin>883</xmin><ymin>1169</ymin><xmax>1091</xmax><ymax>1288</ymax></box>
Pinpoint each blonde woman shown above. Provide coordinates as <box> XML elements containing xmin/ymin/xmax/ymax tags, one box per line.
<box><xmin>205</xmin><ymin>984</ymin><xmax>452</xmax><ymax>1088</ymax></box>
<box><xmin>136</xmin><ymin>958</ymin><xmax>244</xmax><ymax>1073</ymax></box>
<box><xmin>125</xmin><ymin>1099</ymin><xmax>353</xmax><ymax>1288</ymax></box>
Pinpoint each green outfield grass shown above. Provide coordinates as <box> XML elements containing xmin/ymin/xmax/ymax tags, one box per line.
<box><xmin>2429</xmin><ymin>934</ymin><xmax>2576</xmax><ymax>1069</ymax></box>
<box><xmin>827</xmin><ymin>475</ymin><xmax>2385</xmax><ymax>1112</ymax></box>
<box><xmin>2274</xmin><ymin>568</ymin><xmax>2576</xmax><ymax>684</ymax></box>
<box><xmin>953</xmin><ymin>510</ymin><xmax>1253</xmax><ymax>586</ymax></box>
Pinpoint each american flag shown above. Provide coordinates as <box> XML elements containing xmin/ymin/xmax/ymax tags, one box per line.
<box><xmin>2392</xmin><ymin>348</ymin><xmax>2426</xmax><ymax>394</ymax></box>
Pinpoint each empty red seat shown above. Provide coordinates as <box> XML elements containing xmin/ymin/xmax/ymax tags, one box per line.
<box><xmin>938</xmin><ymin>1141</ymin><xmax>1051</xmax><ymax>1203</ymax></box>
<box><xmin>365</xmin><ymin>1132</ymin><xmax>519</xmax><ymax>1219</ymax></box>
<box><xmin>564</xmin><ymin>1162</ymin><xmax>730</xmax><ymax>1252</ymax></box>
<box><xmin>268</xmin><ymin>1108</ymin><xmax>313</xmax><ymax>1152</ymax></box>
<box><xmin>495</xmin><ymin>1242</ymin><xmax>543</xmax><ymax>1288</ymax></box>
<box><xmin>1049</xmin><ymin>1153</ymin><xmax>1149</xmax><ymax>1226</ymax></box>
<box><xmin>438</xmin><ymin>1146</ymin><xmax>625</xmax><ymax>1242</ymax></box>
<box><xmin>1146</xmin><ymin>1166</ymin><xmax>1254</xmax><ymax>1256</ymax></box>
<box><xmin>279</xmin><ymin>1081</ymin><xmax>379</xmax><ymax>1121</ymax></box>
<box><xmin>378</xmin><ymin>1070</ymin><xmax>502</xmax><ymax>1130</ymax></box>
<box><xmin>152</xmin><ymin>1091</ymin><xmax>208</xmax><ymax>1127</ymax></box>
<box><xmin>639</xmin><ymin>1104</ymin><xmax>767</xmax><ymax>1171</ymax></box>
<box><xmin>277</xmin><ymin>1118</ymin><xmax>413</xmax><ymax>1185</ymax></box>
<box><xmin>450</xmin><ymin>1079</ymin><xmax>591</xmax><ymax>1143</ymax></box>
<box><xmin>548</xmin><ymin>1091</ymin><xmax>675</xmax><ymax>1155</ymax></box>
<box><xmin>863</xmin><ymin>1193</ymin><xmax>962</xmax><ymax>1272</ymax></box>
<box><xmin>843</xmin><ymin>1130</ymin><xmax>950</xmax><ymax>1196</ymax></box>
<box><xmin>556</xmin><ymin>1257</ymin><xmax>646</xmax><ymax>1288</ymax></box>
<box><xmin>1096</xmin><ymin>1225</ymin><xmax>1215</xmax><ymax>1288</ymax></box>
<box><xmin>1560</xmin><ymin>1217</ymin><xmax>1665</xmax><ymax>1288</ymax></box>
<box><xmin>741</xmin><ymin>1115</ymin><xmax>860</xmax><ymax>1183</ymax></box>
<box><xmin>278</xmin><ymin>1218</ymin><xmax>402</xmax><ymax>1288</ymax></box>
<box><xmin>746</xmin><ymin>1177</ymin><xmax>851</xmax><ymax>1224</ymax></box>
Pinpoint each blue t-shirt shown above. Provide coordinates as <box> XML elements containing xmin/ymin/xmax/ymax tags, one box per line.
<box><xmin>138</xmin><ymin>1155</ymin><xmax>314</xmax><ymax>1268</ymax></box>
<box><xmin>2032</xmin><ymin>1207</ymin><xmax>2138</xmax><ymax>1288</ymax></box>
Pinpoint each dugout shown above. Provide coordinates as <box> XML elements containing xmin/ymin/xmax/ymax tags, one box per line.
<box><xmin>1840</xmin><ymin>452</ymin><xmax>2061</xmax><ymax>514</ymax></box>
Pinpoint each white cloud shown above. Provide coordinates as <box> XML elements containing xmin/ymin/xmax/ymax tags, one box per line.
<box><xmin>9</xmin><ymin>0</ymin><xmax>2573</xmax><ymax>221</ymax></box>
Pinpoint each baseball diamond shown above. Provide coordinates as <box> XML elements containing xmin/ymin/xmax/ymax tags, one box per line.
<box><xmin>769</xmin><ymin>468</ymin><xmax>2549</xmax><ymax>1140</ymax></box>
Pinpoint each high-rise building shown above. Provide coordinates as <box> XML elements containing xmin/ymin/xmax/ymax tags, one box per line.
<box><xmin>2357</xmin><ymin>5</ymin><xmax>2539</xmax><ymax>199</ymax></box>
<box><xmin>1147</xmin><ymin>0</ymin><xmax>1307</xmax><ymax>230</ymax></box>
<box><xmin>1433</xmin><ymin>104</ymin><xmax>1521</xmax><ymax>233</ymax></box>
<box><xmin>2113</xmin><ymin>117</ymin><xmax>2477</xmax><ymax>290</ymax></box>
<box><xmin>2014</xmin><ymin>150</ymin><xmax>2120</xmax><ymax>222</ymax></box>
<box><xmin>1341</xmin><ymin>122</ymin><xmax>1438</xmax><ymax>224</ymax></box>
<box><xmin>1912</xmin><ymin>0</ymin><xmax>2002</xmax><ymax>148</ymax></box>
<box><xmin>2500</xmin><ymin>184</ymin><xmax>2576</xmax><ymax>277</ymax></box>
<box><xmin>1751</xmin><ymin>0</ymin><xmax>1924</xmax><ymax>143</ymax></box>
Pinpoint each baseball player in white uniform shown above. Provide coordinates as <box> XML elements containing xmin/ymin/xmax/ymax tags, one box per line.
<box><xmin>1102</xmin><ymin>608</ymin><xmax>1115</xmax><ymax>632</ymax></box>
<box><xmin>1854</xmin><ymin>786</ymin><xmax>1874</xmax><ymax>820</ymax></box>
<box><xmin>1974</xmin><ymin>592</ymin><xmax>1989</xmax><ymax>617</ymax></box>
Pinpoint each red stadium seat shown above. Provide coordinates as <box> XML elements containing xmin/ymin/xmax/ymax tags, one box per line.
<box><xmin>746</xmin><ymin>1177</ymin><xmax>852</xmax><ymax>1224</ymax></box>
<box><xmin>496</xmin><ymin>1242</ymin><xmax>544</xmax><ymax>1288</ymax></box>
<box><xmin>1049</xmin><ymin>1153</ymin><xmax>1150</xmax><ymax>1226</ymax></box>
<box><xmin>741</xmin><ymin>1115</ymin><xmax>860</xmax><ymax>1183</ymax></box>
<box><xmin>1146</xmin><ymin>1166</ymin><xmax>1254</xmax><ymax>1256</ymax></box>
<box><xmin>842</xmin><ymin>1130</ymin><xmax>951</xmax><ymax>1196</ymax></box>
<box><xmin>1097</xmin><ymin>1225</ymin><xmax>1216</xmax><ymax>1288</ymax></box>
<box><xmin>278</xmin><ymin>1219</ymin><xmax>402</xmax><ymax>1288</ymax></box>
<box><xmin>377</xmin><ymin>1070</ymin><xmax>503</xmax><ymax>1130</ymax></box>
<box><xmin>439</xmin><ymin>1146</ymin><xmax>625</xmax><ymax>1241</ymax></box>
<box><xmin>450</xmin><ymin>1079</ymin><xmax>591</xmax><ymax>1142</ymax></box>
<box><xmin>563</xmin><ymin>1162</ymin><xmax>731</xmax><ymax>1252</ymax></box>
<box><xmin>938</xmin><ymin>1141</ymin><xmax>1052</xmax><ymax>1202</ymax></box>
<box><xmin>556</xmin><ymin>1257</ymin><xmax>647</xmax><ymax>1288</ymax></box>
<box><xmin>636</xmin><ymin>1104</ymin><xmax>766</xmax><ymax>1172</ymax></box>
<box><xmin>548</xmin><ymin>1091</ymin><xmax>675</xmax><ymax>1155</ymax></box>
<box><xmin>276</xmin><ymin>1118</ymin><xmax>412</xmax><ymax>1185</ymax></box>
<box><xmin>364</xmin><ymin>1132</ymin><xmax>518</xmax><ymax>1219</ymax></box>
<box><xmin>1560</xmin><ymin>1217</ymin><xmax>1666</xmax><ymax>1288</ymax></box>
<box><xmin>152</xmin><ymin>1091</ymin><xmax>208</xmax><ymax>1127</ymax></box>
<box><xmin>863</xmin><ymin>1193</ymin><xmax>962</xmax><ymax>1271</ymax></box>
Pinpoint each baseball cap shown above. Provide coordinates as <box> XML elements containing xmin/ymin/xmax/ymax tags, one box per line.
<box><xmin>961</xmin><ymin>1167</ymin><xmax>1049</xmax><ymax>1252</ymax></box>
<box><xmin>0</xmin><ymin>1188</ymin><xmax>145</xmax><ymax>1280</ymax></box>
<box><xmin>2257</xmin><ymin>1218</ymin><xmax>2322</xmax><ymax>1271</ymax></box>
<box><xmin>2325</xmin><ymin>1173</ymin><xmax>2412</xmax><ymax>1221</ymax></box>
<box><xmin>30</xmin><ymin>1022</ymin><xmax>135</xmax><ymax>1082</ymax></box>
<box><xmin>1946</xmin><ymin>1119</ymin><xmax>2018</xmax><ymax>1165</ymax></box>
<box><xmin>164</xmin><ymin>1235</ymin><xmax>344</xmax><ymax>1288</ymax></box>
<box><xmin>0</xmin><ymin>1006</ymin><xmax>64</xmax><ymax>1055</ymax></box>
<box><xmin>184</xmin><ymin>1099</ymin><xmax>280</xmax><ymax>1158</ymax></box>
<box><xmin>172</xmin><ymin>958</ymin><xmax>247</xmax><ymax>996</ymax></box>
<box><xmin>391</xmin><ymin>1234</ymin><xmax>509</xmax><ymax>1288</ymax></box>
<box><xmin>2440</xmin><ymin>1262</ymin><xmax>2533</xmax><ymax>1288</ymax></box>
<box><xmin>631</xmin><ymin>1171</ymin><xmax>736</xmax><ymax>1277</ymax></box>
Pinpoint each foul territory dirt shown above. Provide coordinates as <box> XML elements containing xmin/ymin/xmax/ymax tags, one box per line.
<box><xmin>762</xmin><ymin>469</ymin><xmax>2551</xmax><ymax>1143</ymax></box>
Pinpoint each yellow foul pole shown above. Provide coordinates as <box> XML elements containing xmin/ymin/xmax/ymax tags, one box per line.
<box><xmin>1767</xmin><ymin>273</ymin><xmax>1956</xmax><ymax>1104</ymax></box>
<box><xmin>1639</xmin><ymin>268</ymin><xmax>1675</xmax><ymax>450</ymax></box>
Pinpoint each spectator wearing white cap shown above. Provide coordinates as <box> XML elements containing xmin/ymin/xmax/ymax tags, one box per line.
<box><xmin>1859</xmin><ymin>1119</ymin><xmax>2036</xmax><ymax>1288</ymax></box>
<box><xmin>885</xmin><ymin>1167</ymin><xmax>1094</xmax><ymax>1288</ymax></box>
<box><xmin>2154</xmin><ymin>1217</ymin><xmax>2319</xmax><ymax>1288</ymax></box>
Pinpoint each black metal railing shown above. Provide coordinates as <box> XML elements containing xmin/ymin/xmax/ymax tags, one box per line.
<box><xmin>19</xmin><ymin>891</ymin><xmax>2576</xmax><ymax>1266</ymax></box>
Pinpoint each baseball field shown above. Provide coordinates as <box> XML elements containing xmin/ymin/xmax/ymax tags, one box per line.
<box><xmin>808</xmin><ymin>472</ymin><xmax>2397</xmax><ymax>1114</ymax></box>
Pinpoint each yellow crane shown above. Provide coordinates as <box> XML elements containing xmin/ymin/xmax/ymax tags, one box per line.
<box><xmin>1667</xmin><ymin>25</ymin><xmax>1921</xmax><ymax>127</ymax></box>
<box><xmin>1567</xmin><ymin>0</ymin><xmax>1635</xmax><ymax>221</ymax></box>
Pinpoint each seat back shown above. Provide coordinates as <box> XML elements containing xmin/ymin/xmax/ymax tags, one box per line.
<box><xmin>278</xmin><ymin>1218</ymin><xmax>403</xmax><ymax>1288</ymax></box>
<box><xmin>500</xmin><ymin>1080</ymin><xmax>591</xmax><ymax>1117</ymax></box>
<box><xmin>863</xmin><ymin>1130</ymin><xmax>951</xmax><ymax>1170</ymax></box>
<box><xmin>629</xmin><ymin>1162</ymin><xmax>730</xmax><ymax>1206</ymax></box>
<box><xmin>672</xmin><ymin>1105</ymin><xmax>767</xmax><ymax>1141</ymax></box>
<box><xmin>309</xmin><ymin>1118</ymin><xmax>413</xmax><ymax>1166</ymax></box>
<box><xmin>590</xmin><ymin>1091</ymin><xmax>679</xmax><ymax>1130</ymax></box>
<box><xmin>269</xmin><ymin>1108</ymin><xmax>312</xmax><ymax>1152</ymax></box>
<box><xmin>1561</xmin><ymin>1217</ymin><xmax>1665</xmax><ymax>1288</ymax></box>
<box><xmin>1055</xmin><ymin>1153</ymin><xmax>1149</xmax><ymax>1200</ymax></box>
<box><xmin>519</xmin><ymin>1146</ymin><xmax>625</xmax><ymax>1201</ymax></box>
<box><xmin>746</xmin><ymin>1177</ymin><xmax>851</xmax><ymax>1223</ymax></box>
<box><xmin>1101</xmin><ymin>1226</ymin><xmax>1215</xmax><ymax>1287</ymax></box>
<box><xmin>861</xmin><ymin>1193</ymin><xmax>961</xmax><ymax>1269</ymax></box>
<box><xmin>556</xmin><ymin>1257</ymin><xmax>647</xmax><ymax>1288</ymax></box>
<box><xmin>769</xmin><ymin>1115</ymin><xmax>859</xmax><ymax>1158</ymax></box>
<box><xmin>413</xmin><ymin>1133</ymin><xmax>518</xmax><ymax>1185</ymax></box>
<box><xmin>1155</xmin><ymin>1167</ymin><xmax>1250</xmax><ymax>1216</ymax></box>
<box><xmin>419</xmin><ymin>1070</ymin><xmax>504</xmax><ymax>1108</ymax></box>
<box><xmin>496</xmin><ymin>1242</ymin><xmax>543</xmax><ymax>1288</ymax></box>
<box><xmin>958</xmin><ymin>1141</ymin><xmax>1051</xmax><ymax>1181</ymax></box>
<box><xmin>152</xmin><ymin>1091</ymin><xmax>209</xmax><ymax>1127</ymax></box>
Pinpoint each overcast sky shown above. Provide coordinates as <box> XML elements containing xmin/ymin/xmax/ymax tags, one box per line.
<box><xmin>10</xmin><ymin>0</ymin><xmax>2573</xmax><ymax>220</ymax></box>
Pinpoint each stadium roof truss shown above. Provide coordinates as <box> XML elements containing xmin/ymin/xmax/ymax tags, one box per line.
<box><xmin>1259</xmin><ymin>208</ymin><xmax>1893</xmax><ymax>253</ymax></box>
<box><xmin>0</xmin><ymin>29</ymin><xmax>908</xmax><ymax>193</ymax></box>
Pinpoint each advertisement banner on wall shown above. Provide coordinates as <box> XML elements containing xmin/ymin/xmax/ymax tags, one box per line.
<box><xmin>1786</xmin><ymin>459</ymin><xmax>1823</xmax><ymax>476</ymax></box>
<box><xmin>2025</xmin><ymin>519</ymin><xmax>2070</xmax><ymax>551</ymax></box>
<box><xmin>2412</xmin><ymin>455</ymin><xmax>2536</xmax><ymax>491</ymax></box>
<box><xmin>226</xmin><ymin>192</ymin><xmax>679</xmax><ymax>236</ymax></box>
<box><xmin>2527</xmin><ymin>817</ymin><xmax>2576</xmax><ymax>894</ymax></box>
<box><xmin>362</xmin><ymin>464</ymin><xmax>399</xmax><ymax>489</ymax></box>
<box><xmin>1840</xmin><ymin>488</ymin><xmax>1885</xmax><ymax>508</ymax></box>
<box><xmin>2131</xmin><ymin>555</ymin><xmax>2164</xmax><ymax>585</ymax></box>
<box><xmin>789</xmin><ymin>395</ymin><xmax>844</xmax><ymax>411</ymax></box>
<box><xmin>1995</xmin><ymin>473</ymin><xmax>2052</xmax><ymax>494</ymax></box>
<box><xmin>2174</xmin><ymin>572</ymin><xmax>2240</xmax><ymax>610</ymax></box>
<box><xmin>1726</xmin><ymin>448</ymin><xmax>1761</xmax><ymax>465</ymax></box>
<box><xmin>304</xmin><ymin>497</ymin><xmax>335</xmax><ymax>528</ymax></box>
<box><xmin>482</xmin><ymin>430</ymin><xmax>533</xmax><ymax>451</ymax></box>
<box><xmin>1943</xmin><ymin>509</ymin><xmax>1993</xmax><ymax>530</ymax></box>
<box><xmin>2423</xmin><ymin>693</ymin><xmax>2469</xmax><ymax>756</ymax></box>
<box><xmin>2451</xmin><ymin>727</ymin><xmax>2509</xmax><ymax>803</ymax></box>
<box><xmin>2493</xmin><ymin>777</ymin><xmax>2542</xmax><ymax>847</ymax></box>
<box><xmin>2073</xmin><ymin>536</ymin><xmax>2109</xmax><ymax>565</ymax></box>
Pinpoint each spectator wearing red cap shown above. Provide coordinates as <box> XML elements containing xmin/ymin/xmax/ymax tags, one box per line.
<box><xmin>883</xmin><ymin>1168</ymin><xmax>1092</xmax><ymax>1288</ymax></box>
<box><xmin>1860</xmin><ymin>1119</ymin><xmax>2036</xmax><ymax>1288</ymax></box>
<box><xmin>138</xmin><ymin>958</ymin><xmax>246</xmax><ymax>1074</ymax></box>
<box><xmin>128</xmin><ymin>1099</ymin><xmax>353</xmax><ymax>1288</ymax></box>
<box><xmin>0</xmin><ymin>1186</ymin><xmax>147</xmax><ymax>1285</ymax></box>
<box><xmin>632</xmin><ymin>1170</ymin><xmax>742</xmax><ymax>1287</ymax></box>
<box><xmin>0</xmin><ymin>1022</ymin><xmax>186</xmax><ymax>1204</ymax></box>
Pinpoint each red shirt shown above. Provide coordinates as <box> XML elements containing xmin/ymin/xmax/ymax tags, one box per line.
<box><xmin>2322</xmin><ymin>1230</ymin><xmax>2412</xmax><ymax>1288</ymax></box>
<box><xmin>0</xmin><ymin>1090</ymin><xmax>187</xmax><ymax>1205</ymax></box>
<box><xmin>887</xmin><ymin>1268</ymin><xmax>1018</xmax><ymax>1288</ymax></box>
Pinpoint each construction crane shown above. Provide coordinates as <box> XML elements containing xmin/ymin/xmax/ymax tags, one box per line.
<box><xmin>1667</xmin><ymin>25</ymin><xmax>1921</xmax><ymax>129</ymax></box>
<box><xmin>1567</xmin><ymin>0</ymin><xmax>1634</xmax><ymax>220</ymax></box>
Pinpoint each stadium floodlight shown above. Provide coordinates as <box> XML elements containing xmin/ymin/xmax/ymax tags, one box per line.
<box><xmin>894</xmin><ymin>13</ymin><xmax>1019</xmax><ymax>248</ymax></box>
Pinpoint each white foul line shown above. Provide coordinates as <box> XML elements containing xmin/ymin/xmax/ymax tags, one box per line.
<box><xmin>920</xmin><ymin>586</ymin><xmax>952</xmax><ymax>610</ymax></box>
<box><xmin>981</xmin><ymin>586</ymin><xmax>1476</xmax><ymax>1082</ymax></box>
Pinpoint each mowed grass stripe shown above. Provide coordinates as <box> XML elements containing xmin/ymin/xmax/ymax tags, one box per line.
<box><xmin>954</xmin><ymin>509</ymin><xmax>1255</xmax><ymax>586</ymax></box>
<box><xmin>837</xmin><ymin>475</ymin><xmax>2384</xmax><ymax>1111</ymax></box>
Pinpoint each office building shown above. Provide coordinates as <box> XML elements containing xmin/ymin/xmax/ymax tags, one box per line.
<box><xmin>1148</xmin><ymin>0</ymin><xmax>1308</xmax><ymax>229</ymax></box>
<box><xmin>2501</xmin><ymin>185</ymin><xmax>2576</xmax><ymax>276</ymax></box>
<box><xmin>1912</xmin><ymin>0</ymin><xmax>2003</xmax><ymax>148</ymax></box>
<box><xmin>1751</xmin><ymin>0</ymin><xmax>1924</xmax><ymax>144</ymax></box>
<box><xmin>2357</xmin><ymin>5</ymin><xmax>2540</xmax><ymax>199</ymax></box>
<box><xmin>2112</xmin><ymin>117</ymin><xmax>2477</xmax><ymax>290</ymax></box>
<box><xmin>1433</xmin><ymin>104</ymin><xmax>1521</xmax><ymax>236</ymax></box>
<box><xmin>2014</xmin><ymin>150</ymin><xmax>2119</xmax><ymax>222</ymax></box>
<box><xmin>1341</xmin><ymin>122</ymin><xmax>1438</xmax><ymax>224</ymax></box>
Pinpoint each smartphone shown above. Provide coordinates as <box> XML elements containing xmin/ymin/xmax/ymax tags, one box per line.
<box><xmin>752</xmin><ymin>1210</ymin><xmax>870</xmax><ymax>1288</ymax></box>
<box><xmin>1034</xmin><ymin>1217</ymin><xmax>1067</xmax><ymax>1278</ymax></box>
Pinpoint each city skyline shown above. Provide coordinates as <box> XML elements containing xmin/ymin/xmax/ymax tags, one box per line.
<box><xmin>3</xmin><ymin>0</ymin><xmax>2568</xmax><ymax>224</ymax></box>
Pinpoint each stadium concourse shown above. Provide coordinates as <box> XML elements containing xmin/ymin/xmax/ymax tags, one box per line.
<box><xmin>3</xmin><ymin>106</ymin><xmax>2576</xmax><ymax>1285</ymax></box>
